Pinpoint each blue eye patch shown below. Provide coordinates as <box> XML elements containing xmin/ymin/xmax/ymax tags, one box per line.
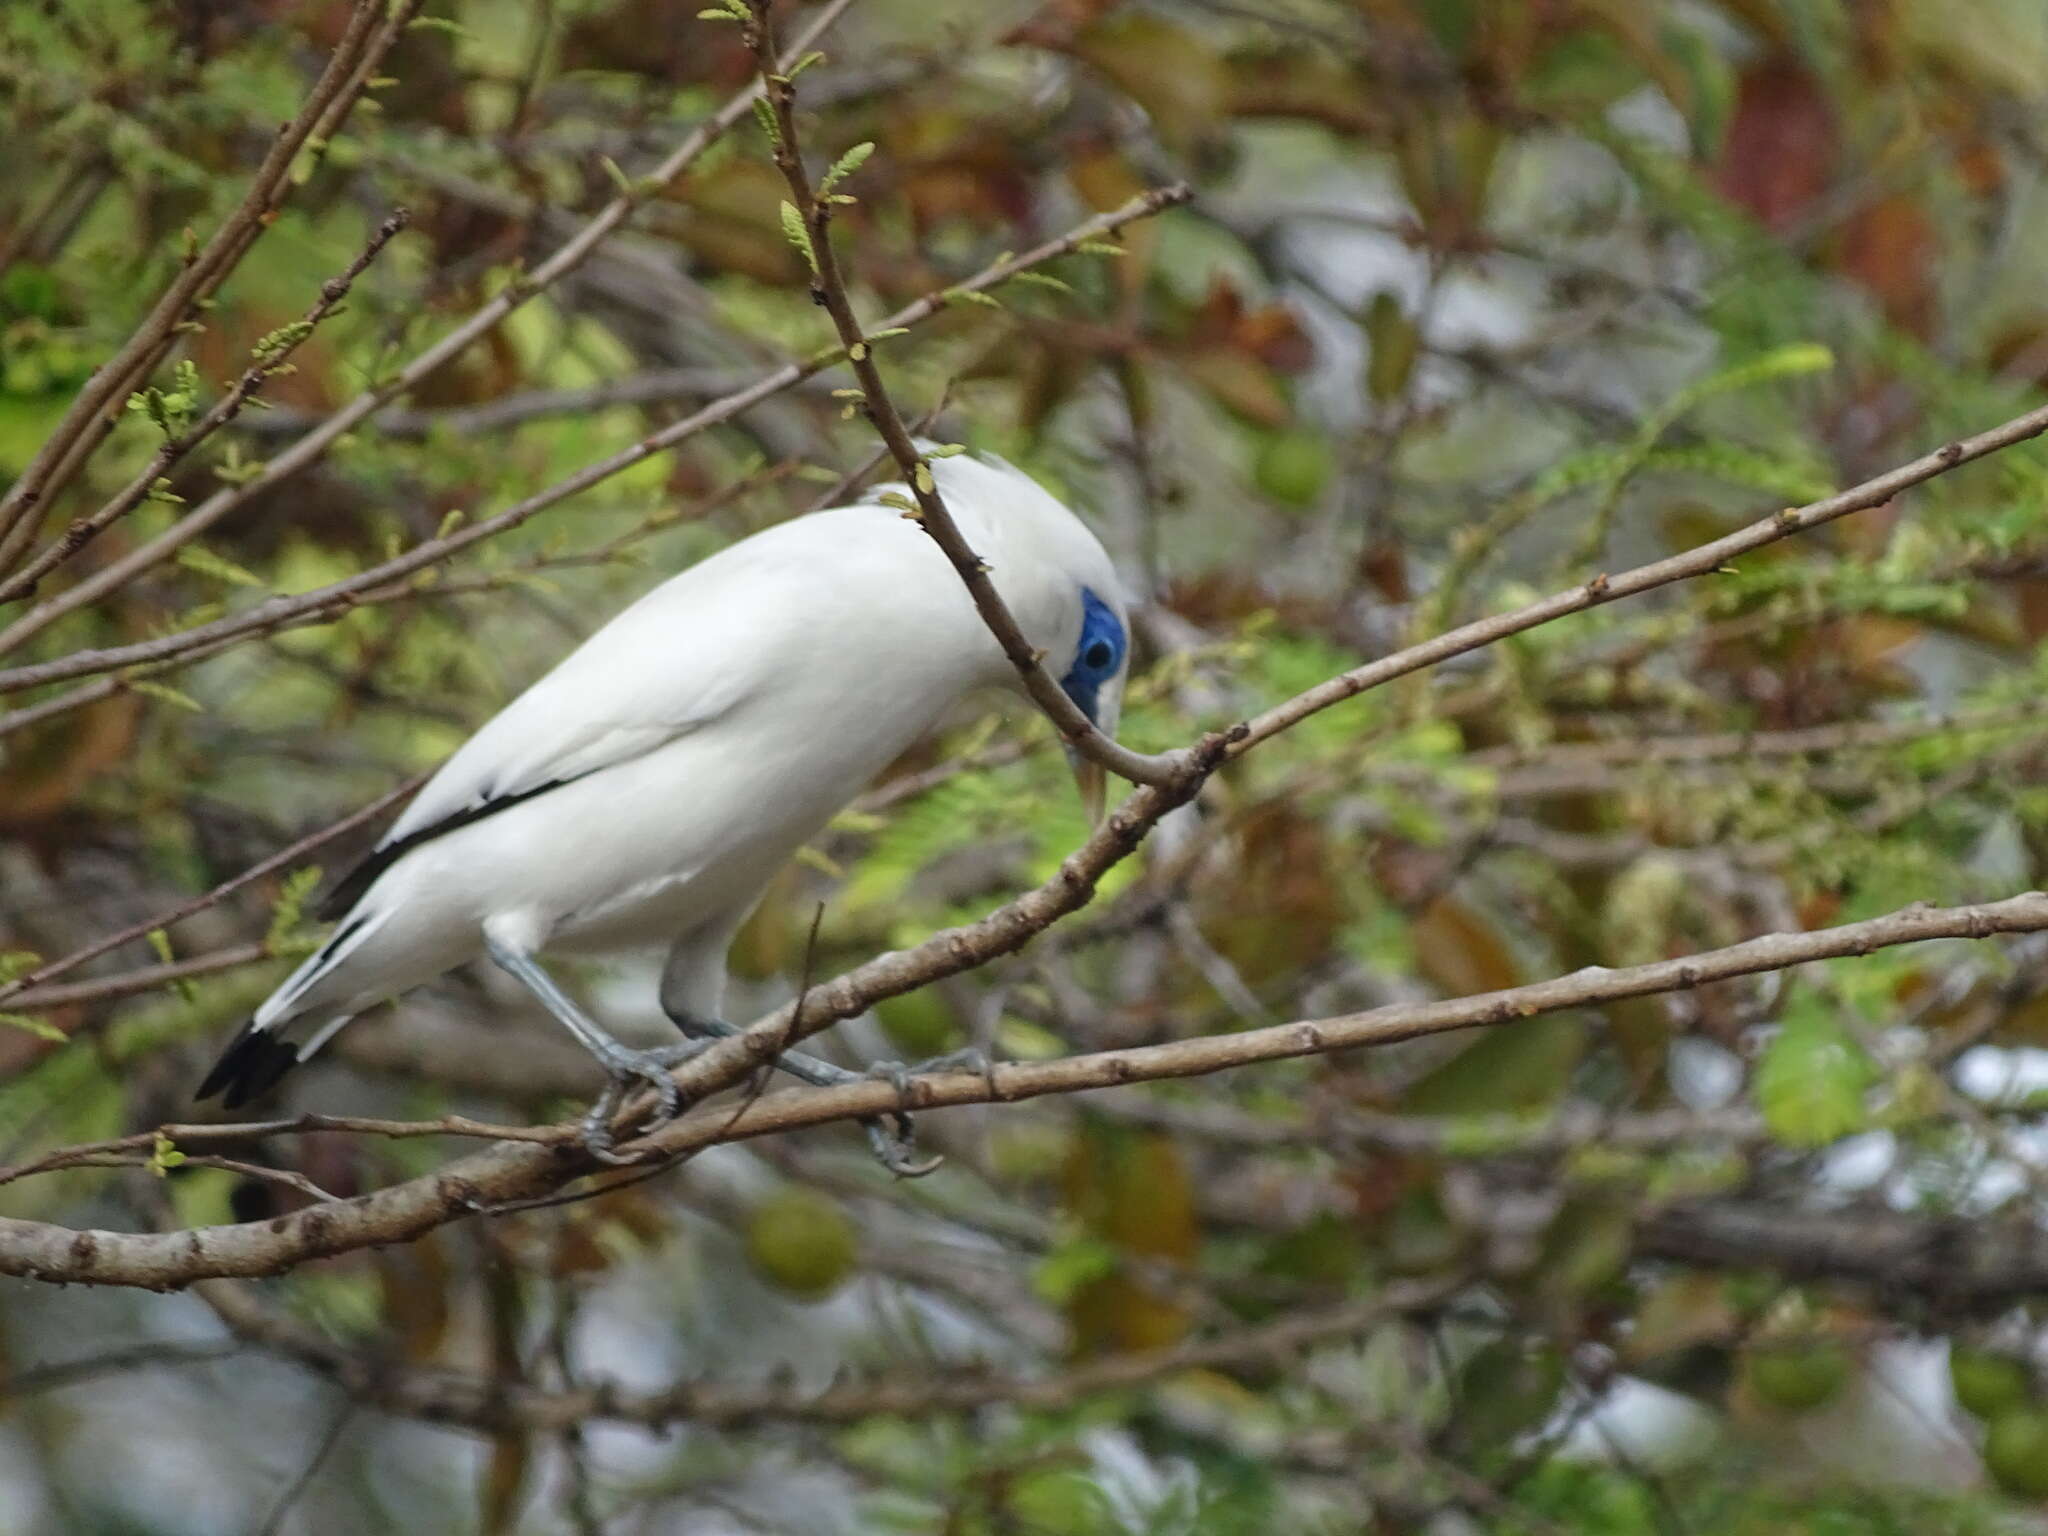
<box><xmin>1059</xmin><ymin>587</ymin><xmax>1125</xmax><ymax>724</ymax></box>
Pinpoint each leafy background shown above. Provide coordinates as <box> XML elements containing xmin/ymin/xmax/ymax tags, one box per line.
<box><xmin>9</xmin><ymin>0</ymin><xmax>2048</xmax><ymax>1530</ymax></box>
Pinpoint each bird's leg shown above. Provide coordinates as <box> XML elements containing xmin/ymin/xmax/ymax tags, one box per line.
<box><xmin>486</xmin><ymin>937</ymin><xmax>706</xmax><ymax>1162</ymax></box>
<box><xmin>664</xmin><ymin>1007</ymin><xmax>860</xmax><ymax>1092</ymax></box>
<box><xmin>666</xmin><ymin>1007</ymin><xmax>942</xmax><ymax>1178</ymax></box>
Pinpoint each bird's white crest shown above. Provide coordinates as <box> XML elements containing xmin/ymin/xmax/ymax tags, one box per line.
<box><xmin>202</xmin><ymin>452</ymin><xmax>1129</xmax><ymax>1120</ymax></box>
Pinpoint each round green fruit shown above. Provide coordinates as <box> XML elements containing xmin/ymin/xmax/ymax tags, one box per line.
<box><xmin>1952</xmin><ymin>1349</ymin><xmax>2031</xmax><ymax>1420</ymax></box>
<box><xmin>1985</xmin><ymin>1405</ymin><xmax>2048</xmax><ymax>1500</ymax></box>
<box><xmin>744</xmin><ymin>1188</ymin><xmax>857</xmax><ymax>1302</ymax></box>
<box><xmin>1744</xmin><ymin>1340</ymin><xmax>1850</xmax><ymax>1412</ymax></box>
<box><xmin>875</xmin><ymin>989</ymin><xmax>957</xmax><ymax>1059</ymax></box>
<box><xmin>1254</xmin><ymin>429</ymin><xmax>1334</xmax><ymax>508</ymax></box>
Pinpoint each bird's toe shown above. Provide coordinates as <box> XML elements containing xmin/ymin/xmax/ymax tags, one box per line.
<box><xmin>864</xmin><ymin>1115</ymin><xmax>943</xmax><ymax>1179</ymax></box>
<box><xmin>579</xmin><ymin>1104</ymin><xmax>635</xmax><ymax>1165</ymax></box>
<box><xmin>865</xmin><ymin>1047</ymin><xmax>994</xmax><ymax>1099</ymax></box>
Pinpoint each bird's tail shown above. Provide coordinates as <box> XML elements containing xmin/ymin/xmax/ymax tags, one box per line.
<box><xmin>195</xmin><ymin>904</ymin><xmax>388</xmax><ymax>1109</ymax></box>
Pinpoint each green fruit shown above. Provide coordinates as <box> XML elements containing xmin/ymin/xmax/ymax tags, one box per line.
<box><xmin>1744</xmin><ymin>1340</ymin><xmax>1850</xmax><ymax>1412</ymax></box>
<box><xmin>875</xmin><ymin>989</ymin><xmax>957</xmax><ymax>1058</ymax></box>
<box><xmin>1953</xmin><ymin>1349</ymin><xmax>2031</xmax><ymax>1420</ymax></box>
<box><xmin>743</xmin><ymin>1188</ymin><xmax>857</xmax><ymax>1301</ymax></box>
<box><xmin>1985</xmin><ymin>1406</ymin><xmax>2048</xmax><ymax>1500</ymax></box>
<box><xmin>1254</xmin><ymin>429</ymin><xmax>1334</xmax><ymax>508</ymax></box>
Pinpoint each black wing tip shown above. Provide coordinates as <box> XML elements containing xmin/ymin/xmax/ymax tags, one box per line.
<box><xmin>195</xmin><ymin>1022</ymin><xmax>301</xmax><ymax>1111</ymax></box>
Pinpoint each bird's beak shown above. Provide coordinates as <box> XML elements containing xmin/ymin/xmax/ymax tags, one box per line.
<box><xmin>1068</xmin><ymin>749</ymin><xmax>1108</xmax><ymax>828</ymax></box>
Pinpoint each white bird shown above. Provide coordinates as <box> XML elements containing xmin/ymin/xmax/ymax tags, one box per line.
<box><xmin>197</xmin><ymin>452</ymin><xmax>1130</xmax><ymax>1163</ymax></box>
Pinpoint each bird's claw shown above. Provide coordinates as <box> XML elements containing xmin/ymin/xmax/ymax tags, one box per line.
<box><xmin>863</xmin><ymin>1113</ymin><xmax>942</xmax><ymax>1178</ymax></box>
<box><xmin>578</xmin><ymin>1042</ymin><xmax>703</xmax><ymax>1163</ymax></box>
<box><xmin>853</xmin><ymin>1048</ymin><xmax>996</xmax><ymax>1179</ymax></box>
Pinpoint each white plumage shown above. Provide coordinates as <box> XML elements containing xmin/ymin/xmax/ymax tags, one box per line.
<box><xmin>198</xmin><ymin>453</ymin><xmax>1130</xmax><ymax>1157</ymax></box>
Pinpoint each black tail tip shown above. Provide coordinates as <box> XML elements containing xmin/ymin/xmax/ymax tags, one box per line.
<box><xmin>195</xmin><ymin>1022</ymin><xmax>300</xmax><ymax>1111</ymax></box>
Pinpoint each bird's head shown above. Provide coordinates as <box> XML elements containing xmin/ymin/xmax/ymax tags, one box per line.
<box><xmin>910</xmin><ymin>449</ymin><xmax>1131</xmax><ymax>823</ymax></box>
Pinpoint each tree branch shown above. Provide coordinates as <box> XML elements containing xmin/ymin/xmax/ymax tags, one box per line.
<box><xmin>0</xmin><ymin>187</ymin><xmax>1189</xmax><ymax>696</ymax></box>
<box><xmin>0</xmin><ymin>772</ymin><xmax>426</xmax><ymax>1008</ymax></box>
<box><xmin>1231</xmin><ymin>405</ymin><xmax>2048</xmax><ymax>760</ymax></box>
<box><xmin>211</xmin><ymin>1274</ymin><xmax>1457</xmax><ymax>1434</ymax></box>
<box><xmin>745</xmin><ymin>2</ymin><xmax>1182</xmax><ymax>788</ymax></box>
<box><xmin>0</xmin><ymin>0</ymin><xmax>412</xmax><ymax>570</ymax></box>
<box><xmin>3</xmin><ymin>887</ymin><xmax>2045</xmax><ymax>1288</ymax></box>
<box><xmin>0</xmin><ymin>209</ymin><xmax>411</xmax><ymax>605</ymax></box>
<box><xmin>0</xmin><ymin>0</ymin><xmax>857</xmax><ymax>649</ymax></box>
<box><xmin>1638</xmin><ymin>1199</ymin><xmax>2048</xmax><ymax>1305</ymax></box>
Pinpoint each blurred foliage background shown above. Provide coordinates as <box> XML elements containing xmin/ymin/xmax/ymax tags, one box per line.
<box><xmin>11</xmin><ymin>0</ymin><xmax>2048</xmax><ymax>1530</ymax></box>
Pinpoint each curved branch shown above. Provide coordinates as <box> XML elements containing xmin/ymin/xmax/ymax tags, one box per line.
<box><xmin>4</xmin><ymin>887</ymin><xmax>2044</xmax><ymax>1289</ymax></box>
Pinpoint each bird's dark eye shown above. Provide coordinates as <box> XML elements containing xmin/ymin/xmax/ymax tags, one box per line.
<box><xmin>1084</xmin><ymin>640</ymin><xmax>1115</xmax><ymax>671</ymax></box>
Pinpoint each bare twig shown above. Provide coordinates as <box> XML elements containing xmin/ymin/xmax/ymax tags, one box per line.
<box><xmin>1232</xmin><ymin>406</ymin><xmax>2048</xmax><ymax>759</ymax></box>
<box><xmin>252</xmin><ymin>1397</ymin><xmax>355</xmax><ymax>1536</ymax></box>
<box><xmin>227</xmin><ymin>366</ymin><xmax>838</xmax><ymax>441</ymax></box>
<box><xmin>0</xmin><ymin>1341</ymin><xmax>247</xmax><ymax>1398</ymax></box>
<box><xmin>5</xmin><ymin>941</ymin><xmax>269</xmax><ymax>1016</ymax></box>
<box><xmin>228</xmin><ymin>1276</ymin><xmax>1459</xmax><ymax>1433</ymax></box>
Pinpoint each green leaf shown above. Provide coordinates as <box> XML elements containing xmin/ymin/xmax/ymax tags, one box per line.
<box><xmin>175</xmin><ymin>542</ymin><xmax>264</xmax><ymax>589</ymax></box>
<box><xmin>0</xmin><ymin>1012</ymin><xmax>64</xmax><ymax>1044</ymax></box>
<box><xmin>1756</xmin><ymin>1001</ymin><xmax>1872</xmax><ymax>1147</ymax></box>
<box><xmin>1676</xmin><ymin>342</ymin><xmax>1834</xmax><ymax>410</ymax></box>
<box><xmin>149</xmin><ymin>1131</ymin><xmax>187</xmax><ymax>1176</ymax></box>
<box><xmin>820</xmin><ymin>140</ymin><xmax>874</xmax><ymax>194</ymax></box>
<box><xmin>1010</xmin><ymin>270</ymin><xmax>1074</xmax><ymax>295</ymax></box>
<box><xmin>128</xmin><ymin>679</ymin><xmax>202</xmax><ymax>712</ymax></box>
<box><xmin>0</xmin><ymin>951</ymin><xmax>44</xmax><ymax>984</ymax></box>
<box><xmin>1404</xmin><ymin>1016</ymin><xmax>1585</xmax><ymax>1116</ymax></box>
<box><xmin>778</xmin><ymin>200</ymin><xmax>817</xmax><ymax>274</ymax></box>
<box><xmin>266</xmin><ymin>866</ymin><xmax>324</xmax><ymax>955</ymax></box>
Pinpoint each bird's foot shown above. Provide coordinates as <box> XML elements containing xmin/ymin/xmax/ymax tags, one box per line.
<box><xmin>851</xmin><ymin>1049</ymin><xmax>995</xmax><ymax>1180</ymax></box>
<box><xmin>865</xmin><ymin>1047</ymin><xmax>997</xmax><ymax>1099</ymax></box>
<box><xmin>578</xmin><ymin>1041</ymin><xmax>705</xmax><ymax>1164</ymax></box>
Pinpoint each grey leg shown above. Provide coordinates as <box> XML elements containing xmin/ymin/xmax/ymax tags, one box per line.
<box><xmin>487</xmin><ymin>937</ymin><xmax>706</xmax><ymax>1162</ymax></box>
<box><xmin>666</xmin><ymin>1008</ymin><xmax>863</xmax><ymax>1088</ymax></box>
<box><xmin>666</xmin><ymin>1007</ymin><xmax>943</xmax><ymax>1178</ymax></box>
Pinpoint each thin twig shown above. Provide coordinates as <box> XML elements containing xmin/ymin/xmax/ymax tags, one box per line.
<box><xmin>252</xmin><ymin>1397</ymin><xmax>356</xmax><ymax>1536</ymax></box>
<box><xmin>0</xmin><ymin>773</ymin><xmax>425</xmax><ymax>1007</ymax></box>
<box><xmin>745</xmin><ymin>3</ymin><xmax>1180</xmax><ymax>788</ymax></box>
<box><xmin>0</xmin><ymin>187</ymin><xmax>1191</xmax><ymax>698</ymax></box>
<box><xmin>0</xmin><ymin>209</ymin><xmax>411</xmax><ymax>605</ymax></box>
<box><xmin>0</xmin><ymin>0</ymin><xmax>856</xmax><ymax>648</ymax></box>
<box><xmin>0</xmin><ymin>0</ymin><xmax>411</xmax><ymax>570</ymax></box>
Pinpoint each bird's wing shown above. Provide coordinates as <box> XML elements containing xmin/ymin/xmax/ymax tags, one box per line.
<box><xmin>318</xmin><ymin>567</ymin><xmax>766</xmax><ymax>919</ymax></box>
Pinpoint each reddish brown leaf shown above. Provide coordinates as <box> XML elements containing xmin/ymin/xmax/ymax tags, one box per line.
<box><xmin>1715</xmin><ymin>54</ymin><xmax>1835</xmax><ymax>232</ymax></box>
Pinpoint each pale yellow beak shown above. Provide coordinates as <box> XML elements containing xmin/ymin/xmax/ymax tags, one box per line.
<box><xmin>1069</xmin><ymin>751</ymin><xmax>1108</xmax><ymax>828</ymax></box>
